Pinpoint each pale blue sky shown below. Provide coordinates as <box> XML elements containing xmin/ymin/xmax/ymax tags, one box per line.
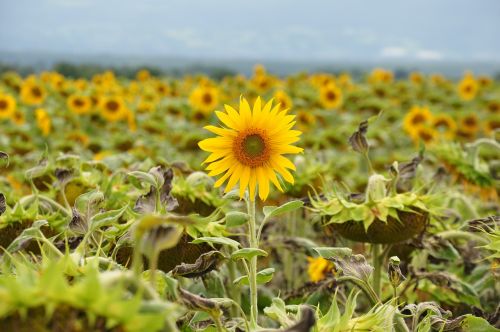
<box><xmin>1</xmin><ymin>0</ymin><xmax>499</xmax><ymax>61</ymax></box>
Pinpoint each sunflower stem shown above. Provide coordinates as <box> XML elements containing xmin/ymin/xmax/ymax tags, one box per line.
<box><xmin>372</xmin><ymin>244</ymin><xmax>382</xmax><ymax>298</ymax></box>
<box><xmin>246</xmin><ymin>195</ymin><xmax>259</xmax><ymax>329</ymax></box>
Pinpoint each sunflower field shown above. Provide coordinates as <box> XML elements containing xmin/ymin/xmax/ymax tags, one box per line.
<box><xmin>0</xmin><ymin>65</ymin><xmax>499</xmax><ymax>332</ymax></box>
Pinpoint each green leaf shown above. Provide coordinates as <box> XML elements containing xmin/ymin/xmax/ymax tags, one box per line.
<box><xmin>461</xmin><ymin>314</ymin><xmax>499</xmax><ymax>332</ymax></box>
<box><xmin>192</xmin><ymin>236</ymin><xmax>240</xmax><ymax>250</ymax></box>
<box><xmin>6</xmin><ymin>220</ymin><xmax>49</xmax><ymax>252</ymax></box>
<box><xmin>128</xmin><ymin>171</ymin><xmax>158</xmax><ymax>188</ymax></box>
<box><xmin>263</xmin><ymin>200</ymin><xmax>304</xmax><ymax>219</ymax></box>
<box><xmin>312</xmin><ymin>247</ymin><xmax>352</xmax><ymax>259</ymax></box>
<box><xmin>231</xmin><ymin>248</ymin><xmax>268</xmax><ymax>261</ymax></box>
<box><xmin>225</xmin><ymin>211</ymin><xmax>249</xmax><ymax>228</ymax></box>
<box><xmin>234</xmin><ymin>268</ymin><xmax>275</xmax><ymax>285</ymax></box>
<box><xmin>90</xmin><ymin>205</ymin><xmax>128</xmax><ymax>231</ymax></box>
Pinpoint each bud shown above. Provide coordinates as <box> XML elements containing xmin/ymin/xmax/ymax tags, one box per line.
<box><xmin>225</xmin><ymin>211</ymin><xmax>249</xmax><ymax>227</ymax></box>
<box><xmin>365</xmin><ymin>174</ymin><xmax>389</xmax><ymax>202</ymax></box>
<box><xmin>348</xmin><ymin>120</ymin><xmax>369</xmax><ymax>154</ymax></box>
<box><xmin>388</xmin><ymin>256</ymin><xmax>405</xmax><ymax>288</ymax></box>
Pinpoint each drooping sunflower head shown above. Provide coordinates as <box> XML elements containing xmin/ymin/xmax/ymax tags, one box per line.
<box><xmin>198</xmin><ymin>97</ymin><xmax>303</xmax><ymax>201</ymax></box>
<box><xmin>458</xmin><ymin>77</ymin><xmax>478</xmax><ymax>101</ymax></box>
<box><xmin>0</xmin><ymin>93</ymin><xmax>16</xmax><ymax>119</ymax></box>
<box><xmin>99</xmin><ymin>96</ymin><xmax>127</xmax><ymax>122</ymax></box>
<box><xmin>67</xmin><ymin>95</ymin><xmax>92</xmax><ymax>115</ymax></box>
<box><xmin>319</xmin><ymin>83</ymin><xmax>343</xmax><ymax>109</ymax></box>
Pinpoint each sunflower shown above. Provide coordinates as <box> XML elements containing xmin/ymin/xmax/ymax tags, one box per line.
<box><xmin>477</xmin><ymin>75</ymin><xmax>492</xmax><ymax>88</ymax></box>
<box><xmin>0</xmin><ymin>93</ymin><xmax>16</xmax><ymax>119</ymax></box>
<box><xmin>319</xmin><ymin>83</ymin><xmax>343</xmax><ymax>109</ymax></box>
<box><xmin>458</xmin><ymin>77</ymin><xmax>478</xmax><ymax>101</ymax></box>
<box><xmin>459</xmin><ymin>113</ymin><xmax>480</xmax><ymax>135</ymax></box>
<box><xmin>100</xmin><ymin>96</ymin><xmax>127</xmax><ymax>122</ymax></box>
<box><xmin>430</xmin><ymin>74</ymin><xmax>446</xmax><ymax>85</ymax></box>
<box><xmin>189</xmin><ymin>85</ymin><xmax>219</xmax><ymax>115</ymax></box>
<box><xmin>307</xmin><ymin>257</ymin><xmax>334</xmax><ymax>283</ymax></box>
<box><xmin>487</xmin><ymin>101</ymin><xmax>499</xmax><ymax>114</ymax></box>
<box><xmin>35</xmin><ymin>108</ymin><xmax>51</xmax><ymax>136</ymax></box>
<box><xmin>20</xmin><ymin>80</ymin><xmax>46</xmax><ymax>105</ymax></box>
<box><xmin>67</xmin><ymin>95</ymin><xmax>92</xmax><ymax>115</ymax></box>
<box><xmin>483</xmin><ymin>117</ymin><xmax>500</xmax><ymax>135</ymax></box>
<box><xmin>12</xmin><ymin>110</ymin><xmax>25</xmax><ymax>125</ymax></box>
<box><xmin>432</xmin><ymin>114</ymin><xmax>456</xmax><ymax>139</ymax></box>
<box><xmin>403</xmin><ymin>106</ymin><xmax>432</xmax><ymax>134</ymax></box>
<box><xmin>198</xmin><ymin>97</ymin><xmax>303</xmax><ymax>201</ymax></box>
<box><xmin>296</xmin><ymin>110</ymin><xmax>316</xmax><ymax>131</ymax></box>
<box><xmin>409</xmin><ymin>71</ymin><xmax>423</xmax><ymax>84</ymax></box>
<box><xmin>136</xmin><ymin>69</ymin><xmax>151</xmax><ymax>81</ymax></box>
<box><xmin>273</xmin><ymin>90</ymin><xmax>293</xmax><ymax>110</ymax></box>
<box><xmin>368</xmin><ymin>68</ymin><xmax>393</xmax><ymax>84</ymax></box>
<box><xmin>411</xmin><ymin>126</ymin><xmax>437</xmax><ymax>145</ymax></box>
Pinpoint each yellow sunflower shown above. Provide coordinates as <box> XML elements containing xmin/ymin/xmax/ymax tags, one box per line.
<box><xmin>477</xmin><ymin>75</ymin><xmax>492</xmax><ymax>88</ymax></box>
<box><xmin>403</xmin><ymin>106</ymin><xmax>433</xmax><ymax>135</ymax></box>
<box><xmin>189</xmin><ymin>85</ymin><xmax>219</xmax><ymax>115</ymax></box>
<box><xmin>198</xmin><ymin>97</ymin><xmax>303</xmax><ymax>201</ymax></box>
<box><xmin>35</xmin><ymin>108</ymin><xmax>51</xmax><ymax>136</ymax></box>
<box><xmin>432</xmin><ymin>114</ymin><xmax>456</xmax><ymax>139</ymax></box>
<box><xmin>0</xmin><ymin>93</ymin><xmax>16</xmax><ymax>119</ymax></box>
<box><xmin>458</xmin><ymin>77</ymin><xmax>478</xmax><ymax>101</ymax></box>
<box><xmin>20</xmin><ymin>80</ymin><xmax>46</xmax><ymax>105</ymax></box>
<box><xmin>459</xmin><ymin>113</ymin><xmax>480</xmax><ymax>135</ymax></box>
<box><xmin>99</xmin><ymin>96</ymin><xmax>127</xmax><ymax>122</ymax></box>
<box><xmin>319</xmin><ymin>83</ymin><xmax>343</xmax><ymax>109</ymax></box>
<box><xmin>12</xmin><ymin>110</ymin><xmax>25</xmax><ymax>125</ymax></box>
<box><xmin>67</xmin><ymin>95</ymin><xmax>92</xmax><ymax>115</ymax></box>
<box><xmin>368</xmin><ymin>68</ymin><xmax>393</xmax><ymax>84</ymax></box>
<box><xmin>273</xmin><ymin>90</ymin><xmax>293</xmax><ymax>110</ymax></box>
<box><xmin>483</xmin><ymin>117</ymin><xmax>500</xmax><ymax>135</ymax></box>
<box><xmin>411</xmin><ymin>126</ymin><xmax>437</xmax><ymax>145</ymax></box>
<box><xmin>409</xmin><ymin>71</ymin><xmax>424</xmax><ymax>84</ymax></box>
<box><xmin>296</xmin><ymin>110</ymin><xmax>316</xmax><ymax>131</ymax></box>
<box><xmin>136</xmin><ymin>69</ymin><xmax>151</xmax><ymax>81</ymax></box>
<box><xmin>307</xmin><ymin>257</ymin><xmax>334</xmax><ymax>283</ymax></box>
<box><xmin>487</xmin><ymin>101</ymin><xmax>499</xmax><ymax>114</ymax></box>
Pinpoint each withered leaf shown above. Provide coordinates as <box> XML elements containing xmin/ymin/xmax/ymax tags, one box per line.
<box><xmin>69</xmin><ymin>207</ymin><xmax>87</xmax><ymax>234</ymax></box>
<box><xmin>55</xmin><ymin>168</ymin><xmax>73</xmax><ymax>184</ymax></box>
<box><xmin>330</xmin><ymin>254</ymin><xmax>373</xmax><ymax>283</ymax></box>
<box><xmin>134</xmin><ymin>167</ymin><xmax>178</xmax><ymax>213</ymax></box>
<box><xmin>348</xmin><ymin>120</ymin><xmax>369</xmax><ymax>154</ymax></box>
<box><xmin>179</xmin><ymin>288</ymin><xmax>219</xmax><ymax>312</ymax></box>
<box><xmin>171</xmin><ymin>250</ymin><xmax>225</xmax><ymax>278</ymax></box>
<box><xmin>282</xmin><ymin>306</ymin><xmax>316</xmax><ymax>332</ymax></box>
<box><xmin>0</xmin><ymin>193</ymin><xmax>6</xmax><ymax>215</ymax></box>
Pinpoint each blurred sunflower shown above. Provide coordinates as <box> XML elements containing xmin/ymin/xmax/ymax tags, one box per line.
<box><xmin>198</xmin><ymin>97</ymin><xmax>303</xmax><ymax>201</ymax></box>
<box><xmin>136</xmin><ymin>69</ymin><xmax>151</xmax><ymax>82</ymax></box>
<box><xmin>319</xmin><ymin>83</ymin><xmax>343</xmax><ymax>109</ymax></box>
<box><xmin>430</xmin><ymin>74</ymin><xmax>446</xmax><ymax>85</ymax></box>
<box><xmin>296</xmin><ymin>110</ymin><xmax>316</xmax><ymax>131</ymax></box>
<box><xmin>307</xmin><ymin>257</ymin><xmax>334</xmax><ymax>283</ymax></box>
<box><xmin>20</xmin><ymin>80</ymin><xmax>46</xmax><ymax>105</ymax></box>
<box><xmin>477</xmin><ymin>75</ymin><xmax>492</xmax><ymax>88</ymax></box>
<box><xmin>0</xmin><ymin>93</ymin><xmax>16</xmax><ymax>119</ymax></box>
<box><xmin>432</xmin><ymin>114</ymin><xmax>456</xmax><ymax>139</ymax></box>
<box><xmin>411</xmin><ymin>126</ymin><xmax>437</xmax><ymax>145</ymax></box>
<box><xmin>409</xmin><ymin>71</ymin><xmax>424</xmax><ymax>85</ymax></box>
<box><xmin>483</xmin><ymin>117</ymin><xmax>500</xmax><ymax>135</ymax></box>
<box><xmin>457</xmin><ymin>76</ymin><xmax>478</xmax><ymax>101</ymax></box>
<box><xmin>368</xmin><ymin>68</ymin><xmax>393</xmax><ymax>84</ymax></box>
<box><xmin>67</xmin><ymin>95</ymin><xmax>92</xmax><ymax>115</ymax></box>
<box><xmin>403</xmin><ymin>106</ymin><xmax>432</xmax><ymax>135</ymax></box>
<box><xmin>459</xmin><ymin>113</ymin><xmax>480</xmax><ymax>135</ymax></box>
<box><xmin>487</xmin><ymin>100</ymin><xmax>499</xmax><ymax>114</ymax></box>
<box><xmin>100</xmin><ymin>96</ymin><xmax>127</xmax><ymax>122</ymax></box>
<box><xmin>273</xmin><ymin>90</ymin><xmax>293</xmax><ymax>110</ymax></box>
<box><xmin>189</xmin><ymin>85</ymin><xmax>219</xmax><ymax>115</ymax></box>
<box><xmin>11</xmin><ymin>110</ymin><xmax>25</xmax><ymax>125</ymax></box>
<box><xmin>35</xmin><ymin>108</ymin><xmax>51</xmax><ymax>136</ymax></box>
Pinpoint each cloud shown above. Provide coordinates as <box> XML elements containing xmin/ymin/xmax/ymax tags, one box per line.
<box><xmin>415</xmin><ymin>49</ymin><xmax>443</xmax><ymax>60</ymax></box>
<box><xmin>380</xmin><ymin>46</ymin><xmax>409</xmax><ymax>58</ymax></box>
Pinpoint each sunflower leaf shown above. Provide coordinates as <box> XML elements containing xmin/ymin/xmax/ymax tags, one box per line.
<box><xmin>263</xmin><ymin>200</ymin><xmax>304</xmax><ymax>219</ymax></box>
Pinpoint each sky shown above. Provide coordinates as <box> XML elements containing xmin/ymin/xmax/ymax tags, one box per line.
<box><xmin>1</xmin><ymin>0</ymin><xmax>499</xmax><ymax>62</ymax></box>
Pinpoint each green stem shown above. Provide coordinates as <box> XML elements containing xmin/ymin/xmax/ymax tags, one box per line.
<box><xmin>227</xmin><ymin>259</ymin><xmax>240</xmax><ymax>318</ymax></box>
<box><xmin>372</xmin><ymin>244</ymin><xmax>382</xmax><ymax>298</ymax></box>
<box><xmin>247</xmin><ymin>196</ymin><xmax>259</xmax><ymax>329</ymax></box>
<box><xmin>211</xmin><ymin>311</ymin><xmax>225</xmax><ymax>332</ymax></box>
<box><xmin>149</xmin><ymin>250</ymin><xmax>159</xmax><ymax>288</ymax></box>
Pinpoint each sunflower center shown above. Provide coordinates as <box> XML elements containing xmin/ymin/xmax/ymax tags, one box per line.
<box><xmin>0</xmin><ymin>100</ymin><xmax>7</xmax><ymax>110</ymax></box>
<box><xmin>464</xmin><ymin>117</ymin><xmax>477</xmax><ymax>126</ymax></box>
<box><xmin>106</xmin><ymin>101</ymin><xmax>119</xmax><ymax>112</ymax></box>
<box><xmin>32</xmin><ymin>87</ymin><xmax>42</xmax><ymax>98</ymax></box>
<box><xmin>326</xmin><ymin>91</ymin><xmax>336</xmax><ymax>101</ymax></box>
<box><xmin>74</xmin><ymin>98</ymin><xmax>85</xmax><ymax>107</ymax></box>
<box><xmin>411</xmin><ymin>114</ymin><xmax>426</xmax><ymax>125</ymax></box>
<box><xmin>233</xmin><ymin>130</ymin><xmax>270</xmax><ymax>167</ymax></box>
<box><xmin>434</xmin><ymin>119</ymin><xmax>450</xmax><ymax>129</ymax></box>
<box><xmin>202</xmin><ymin>92</ymin><xmax>213</xmax><ymax>105</ymax></box>
<box><xmin>419</xmin><ymin>130</ymin><xmax>433</xmax><ymax>142</ymax></box>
